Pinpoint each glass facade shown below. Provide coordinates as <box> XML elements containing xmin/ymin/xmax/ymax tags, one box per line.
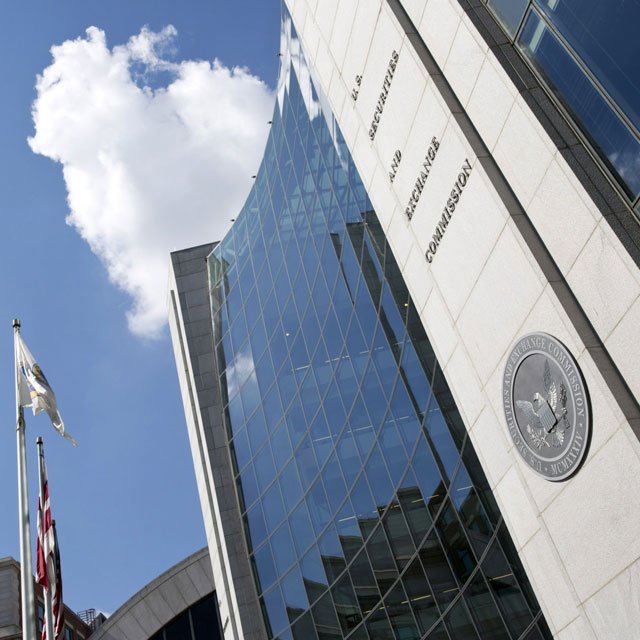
<box><xmin>148</xmin><ymin>594</ymin><xmax>222</xmax><ymax>640</ymax></box>
<box><xmin>207</xmin><ymin>11</ymin><xmax>551</xmax><ymax>640</ymax></box>
<box><xmin>484</xmin><ymin>0</ymin><xmax>640</xmax><ymax>206</ymax></box>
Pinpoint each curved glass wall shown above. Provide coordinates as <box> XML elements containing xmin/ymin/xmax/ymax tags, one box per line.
<box><xmin>207</xmin><ymin>11</ymin><xmax>551</xmax><ymax>640</ymax></box>
<box><xmin>484</xmin><ymin>0</ymin><xmax>640</xmax><ymax>206</ymax></box>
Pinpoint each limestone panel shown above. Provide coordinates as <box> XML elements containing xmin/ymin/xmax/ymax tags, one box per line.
<box><xmin>422</xmin><ymin>286</ymin><xmax>457</xmax><ymax>366</ymax></box>
<box><xmin>443</xmin><ymin>343</ymin><xmax>485</xmax><ymax>427</ymax></box>
<box><xmin>567</xmin><ymin>220</ymin><xmax>640</xmax><ymax>339</ymax></box>
<box><xmin>519</xmin><ymin>529</ymin><xmax>581</xmax><ymax>635</ymax></box>
<box><xmin>456</xmin><ymin>227</ymin><xmax>544</xmax><ymax>383</ymax></box>
<box><xmin>465</xmin><ymin>55</ymin><xmax>517</xmax><ymax>151</ymax></box>
<box><xmin>494</xmin><ymin>466</ymin><xmax>540</xmax><ymax>550</ymax></box>
<box><xmin>493</xmin><ymin>101</ymin><xmax>555</xmax><ymax>209</ymax></box>
<box><xmin>328</xmin><ymin>0</ymin><xmax>358</xmax><ymax>71</ymax></box>
<box><xmin>606</xmin><ymin>295</ymin><xmax>640</xmax><ymax>402</ymax></box>
<box><xmin>418</xmin><ymin>0</ymin><xmax>462</xmax><ymax>69</ymax></box>
<box><xmin>529</xmin><ymin>163</ymin><xmax>600</xmax><ymax>274</ymax></box>
<box><xmin>584</xmin><ymin>556</ymin><xmax>640</xmax><ymax>640</ymax></box>
<box><xmin>542</xmin><ymin>430</ymin><xmax>640</xmax><ymax>602</ymax></box>
<box><xmin>442</xmin><ymin>15</ymin><xmax>488</xmax><ymax>107</ymax></box>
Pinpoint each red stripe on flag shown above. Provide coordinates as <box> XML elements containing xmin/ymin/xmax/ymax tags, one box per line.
<box><xmin>37</xmin><ymin>465</ymin><xmax>64</xmax><ymax>640</ymax></box>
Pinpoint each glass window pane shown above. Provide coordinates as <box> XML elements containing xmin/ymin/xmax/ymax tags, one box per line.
<box><xmin>486</xmin><ymin>0</ymin><xmax>529</xmax><ymax>36</ymax></box>
<box><xmin>291</xmin><ymin>611</ymin><xmax>318</xmax><ymax>640</ymax></box>
<box><xmin>349</xmin><ymin>548</ymin><xmax>380</xmax><ymax>615</ymax></box>
<box><xmin>263</xmin><ymin>586</ymin><xmax>289</xmax><ymax>638</ymax></box>
<box><xmin>335</xmin><ymin>501</ymin><xmax>363</xmax><ymax>562</ymax></box>
<box><xmin>272</xmin><ymin>521</ymin><xmax>297</xmax><ymax>575</ymax></box>
<box><xmin>419</xmin><ymin>530</ymin><xmax>459</xmax><ymax>608</ymax></box>
<box><xmin>190</xmin><ymin>594</ymin><xmax>223</xmax><ymax>640</ymax></box>
<box><xmin>331</xmin><ymin>573</ymin><xmax>362</xmax><ymax>635</ymax></box>
<box><xmin>365</xmin><ymin>605</ymin><xmax>395</xmax><ymax>640</ymax></box>
<box><xmin>482</xmin><ymin>538</ymin><xmax>534</xmax><ymax>638</ymax></box>
<box><xmin>255</xmin><ymin>444</ymin><xmax>277</xmax><ymax>493</ymax></box>
<box><xmin>411</xmin><ymin>436</ymin><xmax>446</xmax><ymax>517</ymax></box>
<box><xmin>424</xmin><ymin>396</ymin><xmax>459</xmax><ymax>481</ymax></box>
<box><xmin>246</xmin><ymin>502</ymin><xmax>268</xmax><ymax>550</ymax></box>
<box><xmin>290</xmin><ymin>501</ymin><xmax>316</xmax><ymax>556</ymax></box>
<box><xmin>231</xmin><ymin>429</ymin><xmax>251</xmax><ymax>472</ymax></box>
<box><xmin>385</xmin><ymin>582</ymin><xmax>420</xmax><ymax>640</ymax></box>
<box><xmin>398</xmin><ymin>469</ymin><xmax>433</xmax><ymax>546</ymax></box>
<box><xmin>311</xmin><ymin>591</ymin><xmax>342</xmax><ymax>640</ymax></box>
<box><xmin>351</xmin><ymin>473</ymin><xmax>377</xmax><ymax>522</ymax></box>
<box><xmin>402</xmin><ymin>558</ymin><xmax>439</xmax><ymax>634</ymax></box>
<box><xmin>518</xmin><ymin>9</ymin><xmax>640</xmax><ymax>198</ymax></box>
<box><xmin>308</xmin><ymin>479</ymin><xmax>332</xmax><ymax>535</ymax></box>
<box><xmin>534</xmin><ymin>0</ymin><xmax>640</xmax><ymax>131</ymax></box>
<box><xmin>445</xmin><ymin>599</ymin><xmax>479</xmax><ymax>640</ymax></box>
<box><xmin>164</xmin><ymin>610</ymin><xmax>191</xmax><ymax>640</ymax></box>
<box><xmin>322</xmin><ymin>453</ymin><xmax>347</xmax><ymax>514</ymax></box>
<box><xmin>272</xmin><ymin>421</ymin><xmax>293</xmax><ymax>470</ymax></box>
<box><xmin>464</xmin><ymin>572</ymin><xmax>511</xmax><ymax>640</ymax></box>
<box><xmin>378</xmin><ymin>418</ymin><xmax>408</xmax><ymax>487</ymax></box>
<box><xmin>366</xmin><ymin>526</ymin><xmax>398</xmax><ymax>597</ymax></box>
<box><xmin>238</xmin><ymin>464</ymin><xmax>259</xmax><ymax>510</ymax></box>
<box><xmin>452</xmin><ymin>466</ymin><xmax>494</xmax><ymax>559</ymax></box>
<box><xmin>282</xmin><ymin>566</ymin><xmax>310</xmax><ymax>623</ymax></box>
<box><xmin>365</xmin><ymin>444</ymin><xmax>394</xmax><ymax>509</ymax></box>
<box><xmin>264</xmin><ymin>482</ymin><xmax>286</xmax><ymax>531</ymax></box>
<box><xmin>319</xmin><ymin>524</ymin><xmax>346</xmax><ymax>583</ymax></box>
<box><xmin>435</xmin><ymin>501</ymin><xmax>477</xmax><ymax>585</ymax></box>
<box><xmin>383</xmin><ymin>502</ymin><xmax>415</xmax><ymax>570</ymax></box>
<box><xmin>302</xmin><ymin>544</ymin><xmax>329</xmax><ymax>604</ymax></box>
<box><xmin>279</xmin><ymin>459</ymin><xmax>303</xmax><ymax>512</ymax></box>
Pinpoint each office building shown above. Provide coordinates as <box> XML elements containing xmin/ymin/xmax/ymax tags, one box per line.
<box><xmin>0</xmin><ymin>556</ymin><xmax>91</xmax><ymax>640</ymax></box>
<box><xmin>170</xmin><ymin>2</ymin><xmax>640</xmax><ymax>639</ymax></box>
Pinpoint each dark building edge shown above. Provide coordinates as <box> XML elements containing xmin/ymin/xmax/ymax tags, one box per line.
<box><xmin>170</xmin><ymin>244</ymin><xmax>268</xmax><ymax>640</ymax></box>
<box><xmin>387</xmin><ymin>0</ymin><xmax>640</xmax><ymax>444</ymax></box>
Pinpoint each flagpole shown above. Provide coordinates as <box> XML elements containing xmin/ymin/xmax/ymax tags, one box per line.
<box><xmin>37</xmin><ymin>436</ymin><xmax>55</xmax><ymax>640</ymax></box>
<box><xmin>15</xmin><ymin>318</ymin><xmax>36</xmax><ymax>640</ymax></box>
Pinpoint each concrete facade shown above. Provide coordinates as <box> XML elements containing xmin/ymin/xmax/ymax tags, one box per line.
<box><xmin>88</xmin><ymin>548</ymin><xmax>216</xmax><ymax>640</ymax></box>
<box><xmin>168</xmin><ymin>246</ymin><xmax>266</xmax><ymax>640</ymax></box>
<box><xmin>282</xmin><ymin>0</ymin><xmax>640</xmax><ymax>638</ymax></box>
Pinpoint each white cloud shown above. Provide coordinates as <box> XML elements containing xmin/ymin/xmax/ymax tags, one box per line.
<box><xmin>29</xmin><ymin>26</ymin><xmax>274</xmax><ymax>338</ymax></box>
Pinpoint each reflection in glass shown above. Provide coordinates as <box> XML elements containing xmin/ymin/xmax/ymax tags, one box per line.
<box><xmin>154</xmin><ymin>595</ymin><xmax>222</xmax><ymax>640</ymax></box>
<box><xmin>486</xmin><ymin>0</ymin><xmax>529</xmax><ymax>35</ymax></box>
<box><xmin>385</xmin><ymin>582</ymin><xmax>421</xmax><ymax>640</ymax></box>
<box><xmin>164</xmin><ymin>611</ymin><xmax>191</xmax><ymax>640</ymax></box>
<box><xmin>518</xmin><ymin>8</ymin><xmax>640</xmax><ymax>198</ymax></box>
<box><xmin>207</xmin><ymin>8</ymin><xmax>550</xmax><ymax>639</ymax></box>
<box><xmin>534</xmin><ymin>0</ymin><xmax>640</xmax><ymax>132</ymax></box>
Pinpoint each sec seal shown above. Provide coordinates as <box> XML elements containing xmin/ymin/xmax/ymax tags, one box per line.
<box><xmin>503</xmin><ymin>333</ymin><xmax>590</xmax><ymax>481</ymax></box>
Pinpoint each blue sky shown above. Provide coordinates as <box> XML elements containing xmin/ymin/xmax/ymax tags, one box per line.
<box><xmin>0</xmin><ymin>0</ymin><xmax>279</xmax><ymax>615</ymax></box>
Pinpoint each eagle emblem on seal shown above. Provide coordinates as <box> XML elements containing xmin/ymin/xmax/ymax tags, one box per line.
<box><xmin>516</xmin><ymin>361</ymin><xmax>569</xmax><ymax>449</ymax></box>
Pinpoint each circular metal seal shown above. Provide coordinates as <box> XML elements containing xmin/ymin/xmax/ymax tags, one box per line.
<box><xmin>503</xmin><ymin>333</ymin><xmax>590</xmax><ymax>481</ymax></box>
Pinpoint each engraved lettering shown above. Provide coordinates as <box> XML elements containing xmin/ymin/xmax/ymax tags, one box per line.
<box><xmin>404</xmin><ymin>136</ymin><xmax>440</xmax><ymax>220</ymax></box>
<box><xmin>424</xmin><ymin>158</ymin><xmax>473</xmax><ymax>263</ymax></box>
<box><xmin>368</xmin><ymin>51</ymin><xmax>399</xmax><ymax>141</ymax></box>
<box><xmin>389</xmin><ymin>149</ymin><xmax>402</xmax><ymax>183</ymax></box>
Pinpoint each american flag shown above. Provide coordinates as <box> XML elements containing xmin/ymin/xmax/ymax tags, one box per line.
<box><xmin>36</xmin><ymin>462</ymin><xmax>64</xmax><ymax>640</ymax></box>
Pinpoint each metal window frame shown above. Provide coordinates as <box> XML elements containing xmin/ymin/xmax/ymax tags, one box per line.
<box><xmin>483</xmin><ymin>0</ymin><xmax>640</xmax><ymax>212</ymax></box>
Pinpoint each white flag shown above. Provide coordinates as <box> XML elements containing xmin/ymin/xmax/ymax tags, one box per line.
<box><xmin>16</xmin><ymin>334</ymin><xmax>76</xmax><ymax>446</ymax></box>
